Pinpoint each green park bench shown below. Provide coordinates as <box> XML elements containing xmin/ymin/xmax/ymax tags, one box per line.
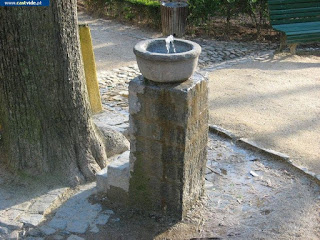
<box><xmin>268</xmin><ymin>0</ymin><xmax>320</xmax><ymax>54</ymax></box>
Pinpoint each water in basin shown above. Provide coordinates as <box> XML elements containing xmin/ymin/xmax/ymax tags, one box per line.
<box><xmin>146</xmin><ymin>38</ymin><xmax>193</xmax><ymax>54</ymax></box>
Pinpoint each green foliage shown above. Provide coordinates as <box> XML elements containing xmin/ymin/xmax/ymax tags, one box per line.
<box><xmin>188</xmin><ymin>0</ymin><xmax>269</xmax><ymax>33</ymax></box>
<box><xmin>123</xmin><ymin>6</ymin><xmax>135</xmax><ymax>20</ymax></box>
<box><xmin>84</xmin><ymin>0</ymin><xmax>161</xmax><ymax>28</ymax></box>
<box><xmin>187</xmin><ymin>0</ymin><xmax>220</xmax><ymax>24</ymax></box>
<box><xmin>125</xmin><ymin>0</ymin><xmax>160</xmax><ymax>7</ymax></box>
<box><xmin>85</xmin><ymin>0</ymin><xmax>269</xmax><ymax>37</ymax></box>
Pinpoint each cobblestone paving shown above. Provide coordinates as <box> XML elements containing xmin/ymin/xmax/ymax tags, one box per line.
<box><xmin>0</xmin><ymin>172</ymin><xmax>73</xmax><ymax>240</ymax></box>
<box><xmin>0</xmin><ymin>181</ymin><xmax>115</xmax><ymax>239</ymax></box>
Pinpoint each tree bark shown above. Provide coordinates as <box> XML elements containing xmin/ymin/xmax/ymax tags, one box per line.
<box><xmin>0</xmin><ymin>0</ymin><xmax>107</xmax><ymax>185</ymax></box>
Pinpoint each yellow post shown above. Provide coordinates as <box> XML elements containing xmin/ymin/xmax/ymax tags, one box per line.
<box><xmin>79</xmin><ymin>23</ymin><xmax>103</xmax><ymax>114</ymax></box>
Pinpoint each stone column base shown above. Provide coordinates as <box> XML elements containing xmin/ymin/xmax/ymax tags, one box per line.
<box><xmin>128</xmin><ymin>73</ymin><xmax>208</xmax><ymax>219</ymax></box>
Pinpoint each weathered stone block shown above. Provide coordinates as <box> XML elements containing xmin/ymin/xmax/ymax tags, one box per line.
<box><xmin>96</xmin><ymin>151</ymin><xmax>130</xmax><ymax>205</ymax></box>
<box><xmin>128</xmin><ymin>73</ymin><xmax>208</xmax><ymax>219</ymax></box>
<box><xmin>130</xmin><ymin>118</ymin><xmax>162</xmax><ymax>141</ymax></box>
<box><xmin>132</xmin><ymin>151</ymin><xmax>163</xmax><ymax>179</ymax></box>
<box><xmin>98</xmin><ymin>126</ymin><xmax>130</xmax><ymax>158</ymax></box>
<box><xmin>96</xmin><ymin>167</ymin><xmax>108</xmax><ymax>194</ymax></box>
<box><xmin>106</xmin><ymin>151</ymin><xmax>130</xmax><ymax>192</ymax></box>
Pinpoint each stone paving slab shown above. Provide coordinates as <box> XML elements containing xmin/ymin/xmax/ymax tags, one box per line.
<box><xmin>13</xmin><ymin>131</ymin><xmax>318</xmax><ymax>240</ymax></box>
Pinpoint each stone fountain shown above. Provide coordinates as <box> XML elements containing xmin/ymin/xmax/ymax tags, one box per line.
<box><xmin>97</xmin><ymin>37</ymin><xmax>208</xmax><ymax>220</ymax></box>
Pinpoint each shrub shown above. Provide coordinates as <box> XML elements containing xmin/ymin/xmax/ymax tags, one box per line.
<box><xmin>84</xmin><ymin>0</ymin><xmax>161</xmax><ymax>29</ymax></box>
<box><xmin>187</xmin><ymin>0</ymin><xmax>270</xmax><ymax>36</ymax></box>
<box><xmin>85</xmin><ymin>0</ymin><xmax>270</xmax><ymax>39</ymax></box>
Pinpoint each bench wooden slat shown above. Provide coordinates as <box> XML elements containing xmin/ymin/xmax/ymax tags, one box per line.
<box><xmin>273</xmin><ymin>21</ymin><xmax>319</xmax><ymax>31</ymax></box>
<box><xmin>289</xmin><ymin>34</ymin><xmax>320</xmax><ymax>38</ymax></box>
<box><xmin>269</xmin><ymin>2</ymin><xmax>320</xmax><ymax>10</ymax></box>
<box><xmin>286</xmin><ymin>32</ymin><xmax>320</xmax><ymax>38</ymax></box>
<box><xmin>271</xmin><ymin>16</ymin><xmax>320</xmax><ymax>25</ymax></box>
<box><xmin>287</xmin><ymin>34</ymin><xmax>320</xmax><ymax>39</ymax></box>
<box><xmin>270</xmin><ymin>7</ymin><xmax>320</xmax><ymax>15</ymax></box>
<box><xmin>270</xmin><ymin>11</ymin><xmax>320</xmax><ymax>20</ymax></box>
<box><xmin>287</xmin><ymin>34</ymin><xmax>320</xmax><ymax>43</ymax></box>
<box><xmin>274</xmin><ymin>28</ymin><xmax>320</xmax><ymax>35</ymax></box>
<box><xmin>285</xmin><ymin>29</ymin><xmax>320</xmax><ymax>35</ymax></box>
<box><xmin>269</xmin><ymin>0</ymin><xmax>319</xmax><ymax>5</ymax></box>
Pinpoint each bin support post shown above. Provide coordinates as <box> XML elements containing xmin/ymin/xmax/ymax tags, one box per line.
<box><xmin>161</xmin><ymin>2</ymin><xmax>188</xmax><ymax>37</ymax></box>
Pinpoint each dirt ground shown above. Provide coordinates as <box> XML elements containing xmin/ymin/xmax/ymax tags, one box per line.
<box><xmin>208</xmin><ymin>53</ymin><xmax>320</xmax><ymax>176</ymax></box>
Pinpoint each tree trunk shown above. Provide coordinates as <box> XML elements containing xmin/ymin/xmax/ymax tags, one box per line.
<box><xmin>0</xmin><ymin>0</ymin><xmax>107</xmax><ymax>185</ymax></box>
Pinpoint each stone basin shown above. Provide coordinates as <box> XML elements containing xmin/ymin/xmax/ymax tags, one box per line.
<box><xmin>133</xmin><ymin>38</ymin><xmax>201</xmax><ymax>83</ymax></box>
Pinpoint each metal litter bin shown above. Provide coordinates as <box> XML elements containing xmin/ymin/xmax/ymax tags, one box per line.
<box><xmin>161</xmin><ymin>2</ymin><xmax>188</xmax><ymax>37</ymax></box>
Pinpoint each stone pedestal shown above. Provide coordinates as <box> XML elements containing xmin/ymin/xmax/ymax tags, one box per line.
<box><xmin>128</xmin><ymin>73</ymin><xmax>208</xmax><ymax>219</ymax></box>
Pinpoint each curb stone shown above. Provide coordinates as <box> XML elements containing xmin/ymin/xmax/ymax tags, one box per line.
<box><xmin>237</xmin><ymin>138</ymin><xmax>290</xmax><ymax>161</ymax></box>
<box><xmin>208</xmin><ymin>124</ymin><xmax>320</xmax><ymax>184</ymax></box>
<box><xmin>209</xmin><ymin>125</ymin><xmax>237</xmax><ymax>140</ymax></box>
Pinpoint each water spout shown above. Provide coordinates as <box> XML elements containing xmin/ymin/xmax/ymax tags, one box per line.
<box><xmin>165</xmin><ymin>35</ymin><xmax>176</xmax><ymax>53</ymax></box>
